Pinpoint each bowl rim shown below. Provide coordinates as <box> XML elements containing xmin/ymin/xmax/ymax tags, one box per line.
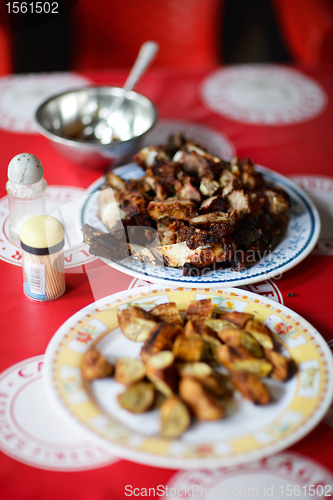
<box><xmin>34</xmin><ymin>85</ymin><xmax>158</xmax><ymax>148</ymax></box>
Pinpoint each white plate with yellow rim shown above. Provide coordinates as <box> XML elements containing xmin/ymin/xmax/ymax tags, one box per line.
<box><xmin>43</xmin><ymin>286</ymin><xmax>333</xmax><ymax>469</ymax></box>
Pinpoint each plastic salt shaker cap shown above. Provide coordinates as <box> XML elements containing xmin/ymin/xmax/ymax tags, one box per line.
<box><xmin>8</xmin><ymin>153</ymin><xmax>44</xmax><ymax>185</ymax></box>
<box><xmin>20</xmin><ymin>215</ymin><xmax>65</xmax><ymax>252</ymax></box>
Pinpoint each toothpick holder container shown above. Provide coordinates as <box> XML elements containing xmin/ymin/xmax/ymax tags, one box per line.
<box><xmin>20</xmin><ymin>215</ymin><xmax>66</xmax><ymax>302</ymax></box>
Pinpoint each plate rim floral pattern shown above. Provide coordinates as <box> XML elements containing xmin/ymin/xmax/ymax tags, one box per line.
<box><xmin>79</xmin><ymin>163</ymin><xmax>320</xmax><ymax>287</ymax></box>
<box><xmin>43</xmin><ymin>286</ymin><xmax>333</xmax><ymax>469</ymax></box>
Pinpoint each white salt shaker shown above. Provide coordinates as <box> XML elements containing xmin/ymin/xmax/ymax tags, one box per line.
<box><xmin>6</xmin><ymin>153</ymin><xmax>47</xmax><ymax>244</ymax></box>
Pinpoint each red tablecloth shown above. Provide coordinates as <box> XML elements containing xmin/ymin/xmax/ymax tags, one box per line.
<box><xmin>1</xmin><ymin>65</ymin><xmax>332</xmax><ymax>499</ymax></box>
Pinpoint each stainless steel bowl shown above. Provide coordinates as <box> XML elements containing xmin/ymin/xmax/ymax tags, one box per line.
<box><xmin>35</xmin><ymin>86</ymin><xmax>157</xmax><ymax>169</ymax></box>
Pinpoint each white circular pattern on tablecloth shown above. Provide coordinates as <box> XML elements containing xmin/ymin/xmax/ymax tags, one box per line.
<box><xmin>289</xmin><ymin>175</ymin><xmax>333</xmax><ymax>256</ymax></box>
<box><xmin>128</xmin><ymin>277</ymin><xmax>284</xmax><ymax>304</ymax></box>
<box><xmin>0</xmin><ymin>72</ymin><xmax>91</xmax><ymax>133</ymax></box>
<box><xmin>200</xmin><ymin>65</ymin><xmax>327</xmax><ymax>125</ymax></box>
<box><xmin>0</xmin><ymin>185</ymin><xmax>96</xmax><ymax>268</ymax></box>
<box><xmin>165</xmin><ymin>452</ymin><xmax>333</xmax><ymax>499</ymax></box>
<box><xmin>0</xmin><ymin>356</ymin><xmax>116</xmax><ymax>471</ymax></box>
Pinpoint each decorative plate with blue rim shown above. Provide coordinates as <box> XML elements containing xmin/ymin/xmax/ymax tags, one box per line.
<box><xmin>80</xmin><ymin>163</ymin><xmax>320</xmax><ymax>287</ymax></box>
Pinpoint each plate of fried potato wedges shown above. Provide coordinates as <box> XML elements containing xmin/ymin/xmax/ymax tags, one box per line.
<box><xmin>44</xmin><ymin>286</ymin><xmax>333</xmax><ymax>469</ymax></box>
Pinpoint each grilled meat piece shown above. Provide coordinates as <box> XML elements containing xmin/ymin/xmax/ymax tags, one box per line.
<box><xmin>162</xmin><ymin>220</ymin><xmax>190</xmax><ymax>245</ymax></box>
<box><xmin>133</xmin><ymin>146</ymin><xmax>169</xmax><ymax>169</ymax></box>
<box><xmin>97</xmin><ymin>189</ymin><xmax>127</xmax><ymax>232</ymax></box>
<box><xmin>82</xmin><ymin>223</ymin><xmax>107</xmax><ymax>245</ymax></box>
<box><xmin>190</xmin><ymin>212</ymin><xmax>230</xmax><ymax>228</ymax></box>
<box><xmin>148</xmin><ymin>199</ymin><xmax>197</xmax><ymax>221</ymax></box>
<box><xmin>157</xmin><ymin>241</ymin><xmax>234</xmax><ymax>268</ymax></box>
<box><xmin>186</xmin><ymin>211</ymin><xmax>239</xmax><ymax>250</ymax></box>
<box><xmin>233</xmin><ymin>215</ymin><xmax>272</xmax><ymax>253</ymax></box>
<box><xmin>103</xmin><ymin>172</ymin><xmax>126</xmax><ymax>191</ymax></box>
<box><xmin>238</xmin><ymin>158</ymin><xmax>265</xmax><ymax>190</ymax></box>
<box><xmin>146</xmin><ymin>158</ymin><xmax>181</xmax><ymax>194</ymax></box>
<box><xmin>119</xmin><ymin>192</ymin><xmax>152</xmax><ymax>228</ymax></box>
<box><xmin>227</xmin><ymin>190</ymin><xmax>251</xmax><ymax>216</ymax></box>
<box><xmin>199</xmin><ymin>196</ymin><xmax>229</xmax><ymax>214</ymax></box>
<box><xmin>175</xmin><ymin>176</ymin><xmax>201</xmax><ymax>203</ymax></box>
<box><xmin>199</xmin><ymin>177</ymin><xmax>220</xmax><ymax>197</ymax></box>
<box><xmin>87</xmin><ymin>230</ymin><xmax>129</xmax><ymax>262</ymax></box>
<box><xmin>263</xmin><ymin>187</ymin><xmax>290</xmax><ymax>215</ymax></box>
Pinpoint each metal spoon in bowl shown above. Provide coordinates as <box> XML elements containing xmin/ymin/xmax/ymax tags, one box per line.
<box><xmin>80</xmin><ymin>41</ymin><xmax>159</xmax><ymax>144</ymax></box>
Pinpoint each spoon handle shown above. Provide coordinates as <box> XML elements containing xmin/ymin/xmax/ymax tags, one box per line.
<box><xmin>123</xmin><ymin>41</ymin><xmax>159</xmax><ymax>92</ymax></box>
<box><xmin>106</xmin><ymin>41</ymin><xmax>159</xmax><ymax>119</ymax></box>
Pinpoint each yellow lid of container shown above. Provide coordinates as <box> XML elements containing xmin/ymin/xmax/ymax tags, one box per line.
<box><xmin>20</xmin><ymin>215</ymin><xmax>64</xmax><ymax>250</ymax></box>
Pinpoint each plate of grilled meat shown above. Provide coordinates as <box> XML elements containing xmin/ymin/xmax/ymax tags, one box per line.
<box><xmin>43</xmin><ymin>286</ymin><xmax>333</xmax><ymax>469</ymax></box>
<box><xmin>80</xmin><ymin>133</ymin><xmax>320</xmax><ymax>287</ymax></box>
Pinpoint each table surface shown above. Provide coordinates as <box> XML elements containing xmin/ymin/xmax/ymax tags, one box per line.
<box><xmin>0</xmin><ymin>64</ymin><xmax>333</xmax><ymax>499</ymax></box>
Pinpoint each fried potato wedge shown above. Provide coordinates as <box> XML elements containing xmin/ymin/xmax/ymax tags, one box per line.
<box><xmin>173</xmin><ymin>335</ymin><xmax>205</xmax><ymax>362</ymax></box>
<box><xmin>216</xmin><ymin>326</ymin><xmax>263</xmax><ymax>358</ymax></box>
<box><xmin>117</xmin><ymin>306</ymin><xmax>157</xmax><ymax>342</ymax></box>
<box><xmin>185</xmin><ymin>298</ymin><xmax>213</xmax><ymax>321</ymax></box>
<box><xmin>184</xmin><ymin>319</ymin><xmax>218</xmax><ymax>339</ymax></box>
<box><xmin>146</xmin><ymin>350</ymin><xmax>175</xmax><ymax>369</ymax></box>
<box><xmin>264</xmin><ymin>348</ymin><xmax>289</xmax><ymax>382</ymax></box>
<box><xmin>177</xmin><ymin>361</ymin><xmax>213</xmax><ymax>379</ymax></box>
<box><xmin>146</xmin><ymin>351</ymin><xmax>178</xmax><ymax>397</ymax></box>
<box><xmin>179</xmin><ymin>377</ymin><xmax>224</xmax><ymax>421</ymax></box>
<box><xmin>160</xmin><ymin>396</ymin><xmax>191</xmax><ymax>439</ymax></box>
<box><xmin>245</xmin><ymin>319</ymin><xmax>274</xmax><ymax>349</ymax></box>
<box><xmin>150</xmin><ymin>302</ymin><xmax>183</xmax><ymax>325</ymax></box>
<box><xmin>230</xmin><ymin>370</ymin><xmax>271</xmax><ymax>405</ymax></box>
<box><xmin>178</xmin><ymin>362</ymin><xmax>231</xmax><ymax>399</ymax></box>
<box><xmin>184</xmin><ymin>320</ymin><xmax>221</xmax><ymax>354</ymax></box>
<box><xmin>114</xmin><ymin>357</ymin><xmax>146</xmax><ymax>386</ymax></box>
<box><xmin>204</xmin><ymin>318</ymin><xmax>238</xmax><ymax>335</ymax></box>
<box><xmin>200</xmin><ymin>372</ymin><xmax>233</xmax><ymax>399</ymax></box>
<box><xmin>141</xmin><ymin>323</ymin><xmax>183</xmax><ymax>362</ymax></box>
<box><xmin>117</xmin><ymin>382</ymin><xmax>155</xmax><ymax>413</ymax></box>
<box><xmin>81</xmin><ymin>346</ymin><xmax>113</xmax><ymax>380</ymax></box>
<box><xmin>216</xmin><ymin>345</ymin><xmax>273</xmax><ymax>377</ymax></box>
<box><xmin>217</xmin><ymin>311</ymin><xmax>254</xmax><ymax>329</ymax></box>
